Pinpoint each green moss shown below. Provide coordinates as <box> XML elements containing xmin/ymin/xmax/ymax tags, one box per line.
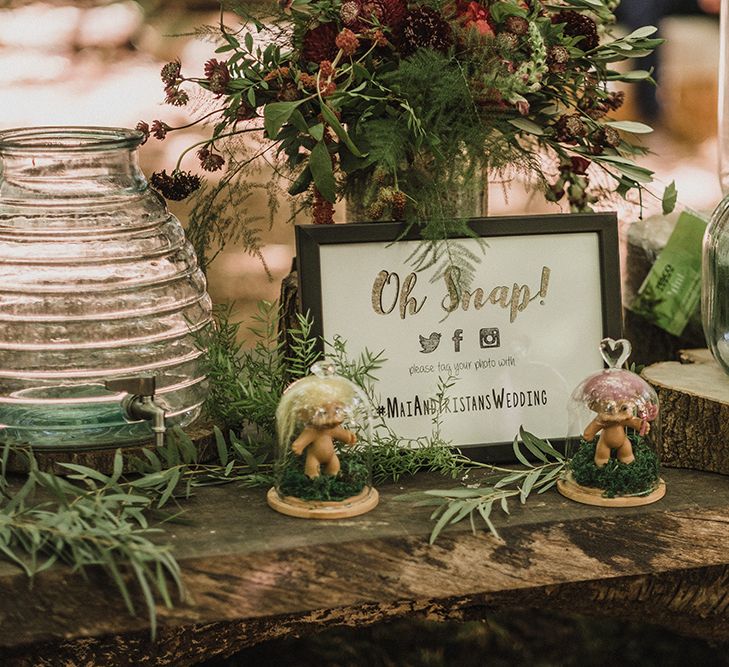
<box><xmin>570</xmin><ymin>436</ymin><xmax>660</xmax><ymax>498</ymax></box>
<box><xmin>278</xmin><ymin>450</ymin><xmax>369</xmax><ymax>501</ymax></box>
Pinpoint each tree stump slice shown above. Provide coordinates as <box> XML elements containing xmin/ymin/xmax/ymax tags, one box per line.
<box><xmin>4</xmin><ymin>421</ymin><xmax>216</xmax><ymax>476</ymax></box>
<box><xmin>643</xmin><ymin>350</ymin><xmax>729</xmax><ymax>474</ymax></box>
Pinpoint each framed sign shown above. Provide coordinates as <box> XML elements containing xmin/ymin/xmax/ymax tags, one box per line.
<box><xmin>296</xmin><ymin>213</ymin><xmax>622</xmax><ymax>454</ymax></box>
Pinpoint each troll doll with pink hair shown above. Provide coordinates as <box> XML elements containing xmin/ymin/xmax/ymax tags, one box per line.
<box><xmin>581</xmin><ymin>369</ymin><xmax>659</xmax><ymax>467</ymax></box>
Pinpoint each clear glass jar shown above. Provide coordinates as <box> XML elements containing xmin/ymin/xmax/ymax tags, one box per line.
<box><xmin>561</xmin><ymin>338</ymin><xmax>665</xmax><ymax>506</ymax></box>
<box><xmin>0</xmin><ymin>126</ymin><xmax>212</xmax><ymax>449</ymax></box>
<box><xmin>268</xmin><ymin>360</ymin><xmax>378</xmax><ymax>519</ymax></box>
<box><xmin>704</xmin><ymin>0</ymin><xmax>729</xmax><ymax>373</ymax></box>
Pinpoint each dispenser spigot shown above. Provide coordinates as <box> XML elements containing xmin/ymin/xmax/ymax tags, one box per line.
<box><xmin>105</xmin><ymin>375</ymin><xmax>167</xmax><ymax>447</ymax></box>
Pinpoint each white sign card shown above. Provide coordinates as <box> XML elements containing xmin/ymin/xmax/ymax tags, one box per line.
<box><xmin>296</xmin><ymin>214</ymin><xmax>622</xmax><ymax>455</ymax></box>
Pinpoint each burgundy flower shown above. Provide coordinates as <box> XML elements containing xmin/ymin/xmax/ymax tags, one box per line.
<box><xmin>197</xmin><ymin>147</ymin><xmax>225</xmax><ymax>172</ymax></box>
<box><xmin>302</xmin><ymin>23</ymin><xmax>339</xmax><ymax>65</ymax></box>
<box><xmin>164</xmin><ymin>85</ymin><xmax>189</xmax><ymax>107</ymax></box>
<box><xmin>401</xmin><ymin>7</ymin><xmax>453</xmax><ymax>56</ymax></box>
<box><xmin>552</xmin><ymin>10</ymin><xmax>599</xmax><ymax>51</ymax></box>
<box><xmin>150</xmin><ymin>120</ymin><xmax>169</xmax><ymax>140</ymax></box>
<box><xmin>204</xmin><ymin>58</ymin><xmax>230</xmax><ymax>95</ymax></box>
<box><xmin>604</xmin><ymin>90</ymin><xmax>625</xmax><ymax>111</ymax></box>
<box><xmin>150</xmin><ymin>170</ymin><xmax>202</xmax><ymax>201</ymax></box>
<box><xmin>312</xmin><ymin>186</ymin><xmax>334</xmax><ymax>224</ymax></box>
<box><xmin>593</xmin><ymin>126</ymin><xmax>621</xmax><ymax>149</ymax></box>
<box><xmin>340</xmin><ymin>0</ymin><xmax>408</xmax><ymax>33</ymax></box>
<box><xmin>555</xmin><ymin>113</ymin><xmax>588</xmax><ymax>143</ymax></box>
<box><xmin>569</xmin><ymin>155</ymin><xmax>591</xmax><ymax>175</ymax></box>
<box><xmin>135</xmin><ymin>121</ymin><xmax>150</xmax><ymax>144</ymax></box>
<box><xmin>160</xmin><ymin>60</ymin><xmax>182</xmax><ymax>86</ymax></box>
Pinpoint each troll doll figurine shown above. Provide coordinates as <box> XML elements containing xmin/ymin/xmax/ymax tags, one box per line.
<box><xmin>582</xmin><ymin>370</ymin><xmax>658</xmax><ymax>467</ymax></box>
<box><xmin>276</xmin><ymin>362</ymin><xmax>360</xmax><ymax>479</ymax></box>
<box><xmin>575</xmin><ymin>339</ymin><xmax>659</xmax><ymax>468</ymax></box>
<box><xmin>559</xmin><ymin>338</ymin><xmax>664</xmax><ymax>507</ymax></box>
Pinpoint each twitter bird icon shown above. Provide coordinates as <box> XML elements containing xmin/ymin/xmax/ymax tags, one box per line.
<box><xmin>419</xmin><ymin>332</ymin><xmax>441</xmax><ymax>353</ymax></box>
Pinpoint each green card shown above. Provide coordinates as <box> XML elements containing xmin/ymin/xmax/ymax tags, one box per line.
<box><xmin>629</xmin><ymin>210</ymin><xmax>708</xmax><ymax>336</ymax></box>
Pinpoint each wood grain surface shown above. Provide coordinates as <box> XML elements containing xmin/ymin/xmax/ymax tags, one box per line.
<box><xmin>2</xmin><ymin>466</ymin><xmax>729</xmax><ymax>666</ymax></box>
<box><xmin>643</xmin><ymin>349</ymin><xmax>729</xmax><ymax>474</ymax></box>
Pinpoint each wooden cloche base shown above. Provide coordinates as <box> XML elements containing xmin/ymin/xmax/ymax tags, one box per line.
<box><xmin>267</xmin><ymin>485</ymin><xmax>379</xmax><ymax>519</ymax></box>
<box><xmin>557</xmin><ymin>472</ymin><xmax>666</xmax><ymax>508</ymax></box>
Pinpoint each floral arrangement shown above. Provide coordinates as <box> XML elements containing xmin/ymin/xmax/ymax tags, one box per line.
<box><xmin>139</xmin><ymin>0</ymin><xmax>663</xmax><ymax>236</ymax></box>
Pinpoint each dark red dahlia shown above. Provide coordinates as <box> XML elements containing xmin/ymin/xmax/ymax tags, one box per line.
<box><xmin>551</xmin><ymin>10</ymin><xmax>599</xmax><ymax>51</ymax></box>
<box><xmin>400</xmin><ymin>6</ymin><xmax>453</xmax><ymax>56</ymax></box>
<box><xmin>302</xmin><ymin>22</ymin><xmax>339</xmax><ymax>64</ymax></box>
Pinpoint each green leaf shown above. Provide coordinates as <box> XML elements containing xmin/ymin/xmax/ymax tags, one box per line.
<box><xmin>214</xmin><ymin>426</ymin><xmax>229</xmax><ymax>466</ymax></box>
<box><xmin>624</xmin><ymin>26</ymin><xmax>659</xmax><ymax>40</ymax></box>
<box><xmin>244</xmin><ymin>32</ymin><xmax>253</xmax><ymax>53</ymax></box>
<box><xmin>519</xmin><ymin>468</ymin><xmax>542</xmax><ymax>503</ymax></box>
<box><xmin>512</xmin><ymin>436</ymin><xmax>532</xmax><ymax>468</ymax></box>
<box><xmin>477</xmin><ymin>501</ymin><xmax>501</xmax><ymax>540</ymax></box>
<box><xmin>288</xmin><ymin>167</ymin><xmax>313</xmax><ymax>196</ymax></box>
<box><xmin>520</xmin><ymin>427</ymin><xmax>563</xmax><ymax>462</ymax></box>
<box><xmin>610</xmin><ymin>70</ymin><xmax>653</xmax><ymax>82</ymax></box>
<box><xmin>494</xmin><ymin>471</ymin><xmax>526</xmax><ymax>488</ymax></box>
<box><xmin>424</xmin><ymin>488</ymin><xmax>491</xmax><ymax>498</ymax></box>
<box><xmin>490</xmin><ymin>1</ymin><xmax>527</xmax><ymax>21</ymax></box>
<box><xmin>605</xmin><ymin>120</ymin><xmax>653</xmax><ymax>134</ymax></box>
<box><xmin>263</xmin><ymin>100</ymin><xmax>306</xmax><ymax>139</ymax></box>
<box><xmin>519</xmin><ymin>432</ymin><xmax>548</xmax><ymax>463</ymax></box>
<box><xmin>111</xmin><ymin>449</ymin><xmax>123</xmax><ymax>484</ymax></box>
<box><xmin>308</xmin><ymin>123</ymin><xmax>325</xmax><ymax>142</ymax></box>
<box><xmin>662</xmin><ymin>180</ymin><xmax>678</xmax><ymax>215</ymax></box>
<box><xmin>309</xmin><ymin>141</ymin><xmax>336</xmax><ymax>202</ymax></box>
<box><xmin>320</xmin><ymin>103</ymin><xmax>366</xmax><ymax>157</ymax></box>
<box><xmin>57</xmin><ymin>463</ymin><xmax>110</xmax><ymax>485</ymax></box>
<box><xmin>142</xmin><ymin>448</ymin><xmax>162</xmax><ymax>472</ymax></box>
<box><xmin>288</xmin><ymin>109</ymin><xmax>310</xmax><ymax>134</ymax></box>
<box><xmin>508</xmin><ymin>118</ymin><xmax>545</xmax><ymax>136</ymax></box>
<box><xmin>429</xmin><ymin>500</ymin><xmax>463</xmax><ymax>544</ymax></box>
<box><xmin>157</xmin><ymin>469</ymin><xmax>181</xmax><ymax>509</ymax></box>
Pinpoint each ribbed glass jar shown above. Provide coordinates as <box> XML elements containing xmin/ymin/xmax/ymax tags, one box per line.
<box><xmin>0</xmin><ymin>126</ymin><xmax>212</xmax><ymax>449</ymax></box>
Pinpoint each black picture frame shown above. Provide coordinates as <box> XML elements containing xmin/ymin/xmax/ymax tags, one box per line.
<box><xmin>296</xmin><ymin>213</ymin><xmax>622</xmax><ymax>459</ymax></box>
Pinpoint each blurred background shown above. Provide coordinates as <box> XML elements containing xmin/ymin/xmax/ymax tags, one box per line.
<box><xmin>0</xmin><ymin>0</ymin><xmax>724</xmax><ymax>333</ymax></box>
<box><xmin>1</xmin><ymin>1</ymin><xmax>728</xmax><ymax>663</ymax></box>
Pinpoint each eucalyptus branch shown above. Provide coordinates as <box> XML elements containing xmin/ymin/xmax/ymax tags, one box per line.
<box><xmin>403</xmin><ymin>428</ymin><xmax>567</xmax><ymax>544</ymax></box>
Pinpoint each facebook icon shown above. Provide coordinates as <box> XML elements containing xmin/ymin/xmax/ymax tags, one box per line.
<box><xmin>452</xmin><ymin>329</ymin><xmax>464</xmax><ymax>352</ymax></box>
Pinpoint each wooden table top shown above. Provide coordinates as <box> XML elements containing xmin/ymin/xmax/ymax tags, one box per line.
<box><xmin>2</xmin><ymin>466</ymin><xmax>729</xmax><ymax>666</ymax></box>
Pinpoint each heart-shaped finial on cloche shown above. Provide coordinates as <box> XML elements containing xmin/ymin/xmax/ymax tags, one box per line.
<box><xmin>599</xmin><ymin>337</ymin><xmax>632</xmax><ymax>369</ymax></box>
